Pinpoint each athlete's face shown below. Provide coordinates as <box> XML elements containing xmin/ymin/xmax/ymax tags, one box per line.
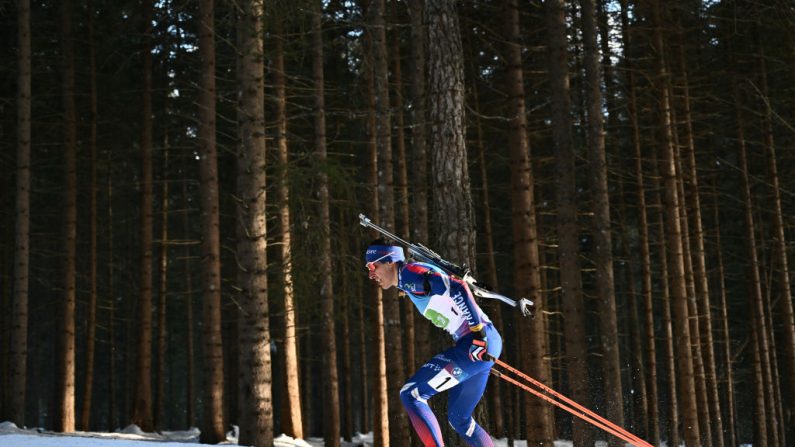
<box><xmin>367</xmin><ymin>261</ymin><xmax>398</xmax><ymax>289</ymax></box>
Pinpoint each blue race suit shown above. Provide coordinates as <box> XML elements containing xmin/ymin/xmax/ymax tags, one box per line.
<box><xmin>397</xmin><ymin>262</ymin><xmax>502</xmax><ymax>447</ymax></box>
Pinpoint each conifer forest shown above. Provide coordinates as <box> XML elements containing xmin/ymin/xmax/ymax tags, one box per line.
<box><xmin>1</xmin><ymin>0</ymin><xmax>795</xmax><ymax>446</ymax></box>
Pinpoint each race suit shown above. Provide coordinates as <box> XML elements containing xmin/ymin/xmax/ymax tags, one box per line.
<box><xmin>397</xmin><ymin>262</ymin><xmax>502</xmax><ymax>447</ymax></box>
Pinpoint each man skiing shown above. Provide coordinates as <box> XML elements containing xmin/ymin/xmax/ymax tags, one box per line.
<box><xmin>365</xmin><ymin>239</ymin><xmax>501</xmax><ymax>447</ymax></box>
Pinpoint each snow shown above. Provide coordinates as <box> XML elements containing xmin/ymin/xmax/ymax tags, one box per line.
<box><xmin>0</xmin><ymin>421</ymin><xmax>755</xmax><ymax>447</ymax></box>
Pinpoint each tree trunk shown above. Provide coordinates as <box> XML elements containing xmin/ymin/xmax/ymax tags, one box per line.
<box><xmin>426</xmin><ymin>0</ymin><xmax>476</xmax><ymax>266</ymax></box>
<box><xmin>503</xmin><ymin>0</ymin><xmax>553</xmax><ymax>443</ymax></box>
<box><xmin>8</xmin><ymin>0</ymin><xmax>31</xmax><ymax>428</ymax></box>
<box><xmin>673</xmin><ymin>31</ymin><xmax>724</xmax><ymax>446</ymax></box>
<box><xmin>131</xmin><ymin>0</ymin><xmax>155</xmax><ymax>432</ymax></box>
<box><xmin>155</xmin><ymin>144</ymin><xmax>169</xmax><ymax>430</ymax></box>
<box><xmin>57</xmin><ymin>0</ymin><xmax>78</xmax><ymax>432</ymax></box>
<box><xmin>80</xmin><ymin>0</ymin><xmax>99</xmax><ymax>430</ymax></box>
<box><xmin>236</xmin><ymin>1</ymin><xmax>273</xmax><ymax>445</ymax></box>
<box><xmin>619</xmin><ymin>1</ymin><xmax>659</xmax><ymax>441</ymax></box>
<box><xmin>582</xmin><ymin>1</ymin><xmax>624</xmax><ymax>440</ymax></box>
<box><xmin>107</xmin><ymin>149</ymin><xmax>117</xmax><ymax>431</ymax></box>
<box><xmin>339</xmin><ymin>253</ymin><xmax>353</xmax><ymax>441</ymax></box>
<box><xmin>181</xmin><ymin>180</ymin><xmax>195</xmax><ymax>429</ymax></box>
<box><xmin>197</xmin><ymin>0</ymin><xmax>225</xmax><ymax>441</ymax></box>
<box><xmin>672</xmin><ymin>121</ymin><xmax>712</xmax><ymax>447</ymax></box>
<box><xmin>733</xmin><ymin>75</ymin><xmax>778</xmax><ymax>447</ymax></box>
<box><xmin>470</xmin><ymin>37</ymin><xmax>504</xmax><ymax>438</ymax></box>
<box><xmin>371</xmin><ymin>0</ymin><xmax>409</xmax><ymax>444</ymax></box>
<box><xmin>406</xmin><ymin>0</ymin><xmax>431</xmax><ymax>371</ymax></box>
<box><xmin>312</xmin><ymin>3</ymin><xmax>342</xmax><ymax>446</ymax></box>
<box><xmin>391</xmin><ymin>0</ymin><xmax>416</xmax><ymax>373</ymax></box>
<box><xmin>362</xmin><ymin>11</ymin><xmax>389</xmax><ymax>444</ymax></box>
<box><xmin>650</xmin><ymin>144</ymin><xmax>679</xmax><ymax>447</ymax></box>
<box><xmin>273</xmin><ymin>18</ymin><xmax>303</xmax><ymax>442</ymax></box>
<box><xmin>546</xmin><ymin>0</ymin><xmax>590</xmax><ymax>444</ymax></box>
<box><xmin>709</xmin><ymin>174</ymin><xmax>738</xmax><ymax>447</ymax></box>
<box><xmin>649</xmin><ymin>1</ymin><xmax>700</xmax><ymax>444</ymax></box>
<box><xmin>757</xmin><ymin>47</ymin><xmax>795</xmax><ymax>439</ymax></box>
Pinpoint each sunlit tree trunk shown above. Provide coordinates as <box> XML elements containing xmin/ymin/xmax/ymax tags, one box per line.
<box><xmin>504</xmin><ymin>0</ymin><xmax>553</xmax><ymax>443</ymax></box>
<box><xmin>197</xmin><ymin>0</ymin><xmax>225</xmax><ymax>441</ymax></box>
<box><xmin>312</xmin><ymin>3</ymin><xmax>341</xmax><ymax>445</ymax></box>
<box><xmin>546</xmin><ymin>0</ymin><xmax>590</xmax><ymax>444</ymax></box>
<box><xmin>131</xmin><ymin>0</ymin><xmax>155</xmax><ymax>433</ymax></box>
<box><xmin>391</xmin><ymin>0</ymin><xmax>415</xmax><ymax>373</ymax></box>
<box><xmin>406</xmin><ymin>0</ymin><xmax>431</xmax><ymax>369</ymax></box>
<box><xmin>362</xmin><ymin>12</ymin><xmax>389</xmax><ymax>444</ymax></box>
<box><xmin>236</xmin><ymin>1</ymin><xmax>273</xmax><ymax>445</ymax></box>
<box><xmin>649</xmin><ymin>1</ymin><xmax>700</xmax><ymax>444</ymax></box>
<box><xmin>56</xmin><ymin>0</ymin><xmax>78</xmax><ymax>433</ymax></box>
<box><xmin>371</xmin><ymin>0</ymin><xmax>409</xmax><ymax>443</ymax></box>
<box><xmin>8</xmin><ymin>0</ymin><xmax>31</xmax><ymax>428</ymax></box>
<box><xmin>273</xmin><ymin>18</ymin><xmax>303</xmax><ymax>442</ymax></box>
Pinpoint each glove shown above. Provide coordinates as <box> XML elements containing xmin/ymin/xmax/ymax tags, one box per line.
<box><xmin>468</xmin><ymin>327</ymin><xmax>489</xmax><ymax>361</ymax></box>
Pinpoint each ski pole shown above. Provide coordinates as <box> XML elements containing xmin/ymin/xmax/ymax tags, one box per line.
<box><xmin>490</xmin><ymin>359</ymin><xmax>653</xmax><ymax>447</ymax></box>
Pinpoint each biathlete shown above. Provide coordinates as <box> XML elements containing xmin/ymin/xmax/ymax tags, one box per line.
<box><xmin>365</xmin><ymin>239</ymin><xmax>501</xmax><ymax>447</ymax></box>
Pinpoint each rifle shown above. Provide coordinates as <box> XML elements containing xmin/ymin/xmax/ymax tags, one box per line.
<box><xmin>359</xmin><ymin>214</ymin><xmax>534</xmax><ymax>317</ymax></box>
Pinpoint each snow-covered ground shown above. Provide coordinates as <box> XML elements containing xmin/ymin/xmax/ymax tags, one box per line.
<box><xmin>0</xmin><ymin>421</ymin><xmax>574</xmax><ymax>447</ymax></box>
<box><xmin>0</xmin><ymin>421</ymin><xmax>753</xmax><ymax>447</ymax></box>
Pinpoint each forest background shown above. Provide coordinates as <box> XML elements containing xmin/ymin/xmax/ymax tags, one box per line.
<box><xmin>1</xmin><ymin>0</ymin><xmax>794</xmax><ymax>446</ymax></box>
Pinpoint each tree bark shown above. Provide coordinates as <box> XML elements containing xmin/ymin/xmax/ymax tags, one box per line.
<box><xmin>504</xmin><ymin>0</ymin><xmax>553</xmax><ymax>443</ymax></box>
<box><xmin>426</xmin><ymin>0</ymin><xmax>476</xmax><ymax>266</ymax></box>
<box><xmin>546</xmin><ymin>1</ymin><xmax>590</xmax><ymax>444</ymax></box>
<box><xmin>312</xmin><ymin>3</ymin><xmax>342</xmax><ymax>445</ymax></box>
<box><xmin>273</xmin><ymin>18</ymin><xmax>304</xmax><ymax>442</ymax></box>
<box><xmin>8</xmin><ymin>0</ymin><xmax>31</xmax><ymax>428</ymax></box>
<box><xmin>197</xmin><ymin>0</ymin><xmax>225</xmax><ymax>441</ymax></box>
<box><xmin>236</xmin><ymin>1</ymin><xmax>273</xmax><ymax>446</ymax></box>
